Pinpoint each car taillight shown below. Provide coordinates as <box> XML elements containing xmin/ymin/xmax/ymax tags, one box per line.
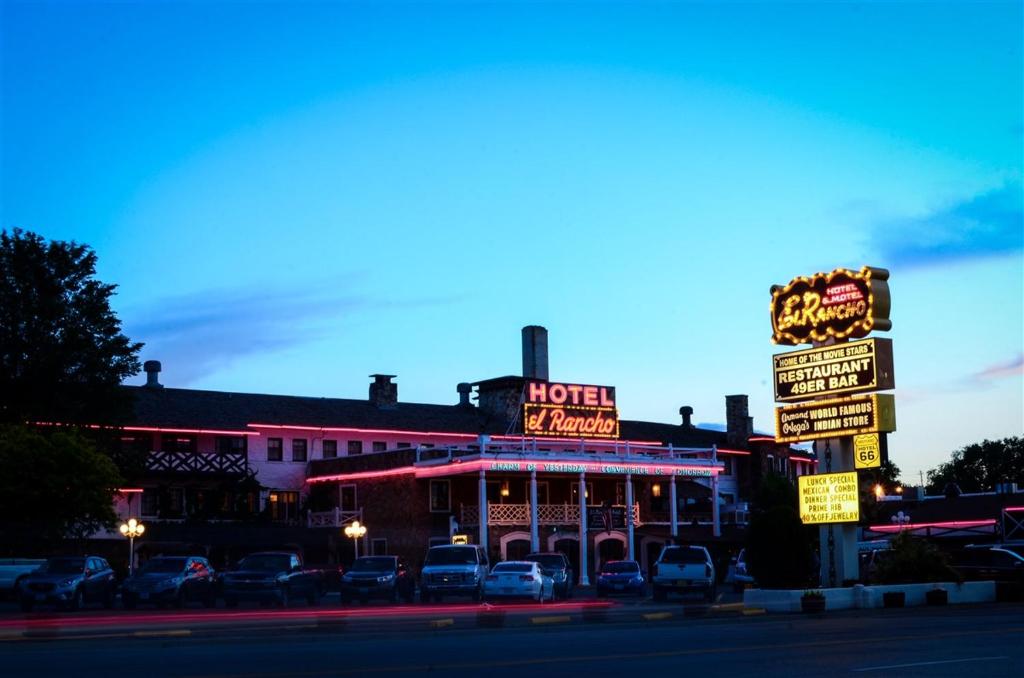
<box><xmin>519</xmin><ymin>575</ymin><xmax>533</xmax><ymax>582</ymax></box>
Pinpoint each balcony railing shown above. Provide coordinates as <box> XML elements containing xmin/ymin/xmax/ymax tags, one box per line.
<box><xmin>146</xmin><ymin>450</ymin><xmax>248</xmax><ymax>475</ymax></box>
<box><xmin>461</xmin><ymin>503</ymin><xmax>640</xmax><ymax>527</ymax></box>
<box><xmin>307</xmin><ymin>508</ymin><xmax>363</xmax><ymax>528</ymax></box>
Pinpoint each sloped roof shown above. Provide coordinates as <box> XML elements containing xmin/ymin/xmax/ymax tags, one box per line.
<box><xmin>122</xmin><ymin>385</ymin><xmax>734</xmax><ymax>448</ymax></box>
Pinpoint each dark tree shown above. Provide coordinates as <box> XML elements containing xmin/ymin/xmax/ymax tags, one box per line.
<box><xmin>926</xmin><ymin>437</ymin><xmax>1024</xmax><ymax>494</ymax></box>
<box><xmin>744</xmin><ymin>474</ymin><xmax>815</xmax><ymax>588</ymax></box>
<box><xmin>0</xmin><ymin>228</ymin><xmax>142</xmax><ymax>425</ymax></box>
<box><xmin>0</xmin><ymin>424</ymin><xmax>123</xmax><ymax>550</ymax></box>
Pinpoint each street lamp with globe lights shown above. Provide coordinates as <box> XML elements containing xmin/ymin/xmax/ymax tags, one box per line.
<box><xmin>119</xmin><ymin>518</ymin><xmax>145</xmax><ymax>577</ymax></box>
<box><xmin>344</xmin><ymin>520</ymin><xmax>367</xmax><ymax>560</ymax></box>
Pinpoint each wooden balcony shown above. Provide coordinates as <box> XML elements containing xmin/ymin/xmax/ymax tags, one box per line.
<box><xmin>461</xmin><ymin>503</ymin><xmax>641</xmax><ymax>527</ymax></box>
<box><xmin>146</xmin><ymin>450</ymin><xmax>248</xmax><ymax>475</ymax></box>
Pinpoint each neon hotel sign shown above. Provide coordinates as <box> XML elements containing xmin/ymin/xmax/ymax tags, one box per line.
<box><xmin>523</xmin><ymin>380</ymin><xmax>620</xmax><ymax>439</ymax></box>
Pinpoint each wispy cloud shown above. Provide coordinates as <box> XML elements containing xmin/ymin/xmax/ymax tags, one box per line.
<box><xmin>965</xmin><ymin>353</ymin><xmax>1024</xmax><ymax>385</ymax></box>
<box><xmin>123</xmin><ymin>281</ymin><xmax>458</xmax><ymax>384</ymax></box>
<box><xmin>870</xmin><ymin>179</ymin><xmax>1023</xmax><ymax>268</ymax></box>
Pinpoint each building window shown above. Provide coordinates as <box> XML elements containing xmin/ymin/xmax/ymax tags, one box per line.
<box><xmin>372</xmin><ymin>441</ymin><xmax>387</xmax><ymax>452</ymax></box>
<box><xmin>323</xmin><ymin>440</ymin><xmax>337</xmax><ymax>458</ymax></box>
<box><xmin>347</xmin><ymin>440</ymin><xmax>363</xmax><ymax>455</ymax></box>
<box><xmin>396</xmin><ymin>442</ymin><xmax>411</xmax><ymax>449</ymax></box>
<box><xmin>216</xmin><ymin>436</ymin><xmax>247</xmax><ymax>455</ymax></box>
<box><xmin>141</xmin><ymin>488</ymin><xmax>159</xmax><ymax>516</ymax></box>
<box><xmin>571</xmin><ymin>482</ymin><xmax>593</xmax><ymax>504</ymax></box>
<box><xmin>371</xmin><ymin>538</ymin><xmax>387</xmax><ymax>556</ymax></box>
<box><xmin>292</xmin><ymin>439</ymin><xmax>308</xmax><ymax>462</ymax></box>
<box><xmin>340</xmin><ymin>484</ymin><xmax>357</xmax><ymax>512</ymax></box>
<box><xmin>160</xmin><ymin>434</ymin><xmax>196</xmax><ymax>454</ymax></box>
<box><xmin>523</xmin><ymin>480</ymin><xmax>549</xmax><ymax>504</ymax></box>
<box><xmin>119</xmin><ymin>433</ymin><xmax>152</xmax><ymax>455</ymax></box>
<box><xmin>429</xmin><ymin>480</ymin><xmax>451</xmax><ymax>512</ymax></box>
<box><xmin>163</xmin><ymin>487</ymin><xmax>184</xmax><ymax>517</ymax></box>
<box><xmin>267</xmin><ymin>438</ymin><xmax>283</xmax><ymax>462</ymax></box>
<box><xmin>268</xmin><ymin>491</ymin><xmax>299</xmax><ymax>522</ymax></box>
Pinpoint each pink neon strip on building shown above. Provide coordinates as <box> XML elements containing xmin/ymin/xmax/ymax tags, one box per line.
<box><xmin>868</xmin><ymin>519</ymin><xmax>997</xmax><ymax>532</ymax></box>
<box><xmin>1003</xmin><ymin>506</ymin><xmax>1024</xmax><ymax>512</ymax></box>
<box><xmin>248</xmin><ymin>423</ymin><xmax>480</xmax><ymax>438</ymax></box>
<box><xmin>308</xmin><ymin>456</ymin><xmax>721</xmax><ymax>484</ymax></box>
<box><xmin>116</xmin><ymin>488</ymin><xmax>145</xmax><ymax>494</ymax></box>
<box><xmin>34</xmin><ymin>421</ymin><xmax>260</xmax><ymax>436</ymax></box>
<box><xmin>716</xmin><ymin>448</ymin><xmax>751</xmax><ymax>456</ymax></box>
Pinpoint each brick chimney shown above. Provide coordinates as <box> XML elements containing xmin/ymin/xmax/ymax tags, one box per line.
<box><xmin>679</xmin><ymin>406</ymin><xmax>693</xmax><ymax>429</ymax></box>
<box><xmin>725</xmin><ymin>394</ymin><xmax>753</xmax><ymax>446</ymax></box>
<box><xmin>369</xmin><ymin>374</ymin><xmax>398</xmax><ymax>409</ymax></box>
<box><xmin>522</xmin><ymin>325</ymin><xmax>549</xmax><ymax>381</ymax></box>
<box><xmin>457</xmin><ymin>382</ymin><xmax>473</xmax><ymax>407</ymax></box>
<box><xmin>143</xmin><ymin>360</ymin><xmax>163</xmax><ymax>389</ymax></box>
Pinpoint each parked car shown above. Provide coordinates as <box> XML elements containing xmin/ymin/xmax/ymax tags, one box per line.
<box><xmin>596</xmin><ymin>560</ymin><xmax>645</xmax><ymax>597</ymax></box>
<box><xmin>953</xmin><ymin>546</ymin><xmax>1024</xmax><ymax>583</ymax></box>
<box><xmin>220</xmin><ymin>552</ymin><xmax>324</xmax><ymax>607</ymax></box>
<box><xmin>651</xmin><ymin>545</ymin><xmax>716</xmax><ymax>602</ymax></box>
<box><xmin>524</xmin><ymin>552</ymin><xmax>573</xmax><ymax>599</ymax></box>
<box><xmin>0</xmin><ymin>558</ymin><xmax>44</xmax><ymax>600</ymax></box>
<box><xmin>725</xmin><ymin>549</ymin><xmax>755</xmax><ymax>592</ymax></box>
<box><xmin>19</xmin><ymin>556</ymin><xmax>117</xmax><ymax>612</ymax></box>
<box><xmin>483</xmin><ymin>561</ymin><xmax>554</xmax><ymax>602</ymax></box>
<box><xmin>419</xmin><ymin>544</ymin><xmax>489</xmax><ymax>603</ymax></box>
<box><xmin>122</xmin><ymin>556</ymin><xmax>217</xmax><ymax>609</ymax></box>
<box><xmin>340</xmin><ymin>556</ymin><xmax>415</xmax><ymax>604</ymax></box>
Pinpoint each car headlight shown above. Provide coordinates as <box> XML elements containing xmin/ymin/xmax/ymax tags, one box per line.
<box><xmin>377</xmin><ymin>575</ymin><xmax>394</xmax><ymax>584</ymax></box>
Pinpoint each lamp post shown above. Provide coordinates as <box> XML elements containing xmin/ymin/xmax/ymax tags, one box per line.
<box><xmin>344</xmin><ymin>520</ymin><xmax>367</xmax><ymax>560</ymax></box>
<box><xmin>119</xmin><ymin>518</ymin><xmax>145</xmax><ymax>577</ymax></box>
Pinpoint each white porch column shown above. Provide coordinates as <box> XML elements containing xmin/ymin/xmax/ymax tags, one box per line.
<box><xmin>578</xmin><ymin>472</ymin><xmax>589</xmax><ymax>586</ymax></box>
<box><xmin>625</xmin><ymin>473</ymin><xmax>635</xmax><ymax>560</ymax></box>
<box><xmin>711</xmin><ymin>472</ymin><xmax>721</xmax><ymax>538</ymax></box>
<box><xmin>669</xmin><ymin>475</ymin><xmax>679</xmax><ymax>539</ymax></box>
<box><xmin>530</xmin><ymin>469</ymin><xmax>540</xmax><ymax>552</ymax></box>
<box><xmin>479</xmin><ymin>470</ymin><xmax>488</xmax><ymax>553</ymax></box>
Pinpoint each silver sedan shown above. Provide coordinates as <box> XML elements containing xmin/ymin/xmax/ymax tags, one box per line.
<box><xmin>483</xmin><ymin>561</ymin><xmax>554</xmax><ymax>602</ymax></box>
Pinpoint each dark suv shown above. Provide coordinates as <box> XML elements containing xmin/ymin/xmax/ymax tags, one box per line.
<box><xmin>19</xmin><ymin>556</ymin><xmax>116</xmax><ymax>611</ymax></box>
<box><xmin>953</xmin><ymin>546</ymin><xmax>1024</xmax><ymax>583</ymax></box>
<box><xmin>340</xmin><ymin>556</ymin><xmax>415</xmax><ymax>604</ymax></box>
<box><xmin>524</xmin><ymin>552</ymin><xmax>574</xmax><ymax>599</ymax></box>
<box><xmin>121</xmin><ymin>556</ymin><xmax>217</xmax><ymax>609</ymax></box>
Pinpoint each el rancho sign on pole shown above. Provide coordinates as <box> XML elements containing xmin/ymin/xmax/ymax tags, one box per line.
<box><xmin>770</xmin><ymin>266</ymin><xmax>891</xmax><ymax>346</ymax></box>
<box><xmin>768</xmin><ymin>265</ymin><xmax>897</xmax><ymax>542</ymax></box>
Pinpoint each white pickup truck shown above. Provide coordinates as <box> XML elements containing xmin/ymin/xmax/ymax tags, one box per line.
<box><xmin>0</xmin><ymin>559</ymin><xmax>44</xmax><ymax>598</ymax></box>
<box><xmin>651</xmin><ymin>545</ymin><xmax>716</xmax><ymax>602</ymax></box>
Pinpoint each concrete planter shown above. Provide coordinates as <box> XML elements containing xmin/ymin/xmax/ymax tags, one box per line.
<box><xmin>925</xmin><ymin>588</ymin><xmax>948</xmax><ymax>606</ymax></box>
<box><xmin>800</xmin><ymin>596</ymin><xmax>826</xmax><ymax>613</ymax></box>
<box><xmin>882</xmin><ymin>591</ymin><xmax>905</xmax><ymax>608</ymax></box>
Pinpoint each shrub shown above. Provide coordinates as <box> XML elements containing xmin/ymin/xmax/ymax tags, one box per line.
<box><xmin>873</xmin><ymin>532</ymin><xmax>961</xmax><ymax>584</ymax></box>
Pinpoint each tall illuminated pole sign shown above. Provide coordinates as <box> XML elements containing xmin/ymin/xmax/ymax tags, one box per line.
<box><xmin>769</xmin><ymin>266</ymin><xmax>896</xmax><ymax>588</ymax></box>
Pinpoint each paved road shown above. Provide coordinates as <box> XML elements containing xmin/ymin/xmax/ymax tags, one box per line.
<box><xmin>1</xmin><ymin>602</ymin><xmax>1022</xmax><ymax>678</ymax></box>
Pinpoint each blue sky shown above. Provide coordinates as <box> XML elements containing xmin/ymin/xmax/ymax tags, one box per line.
<box><xmin>2</xmin><ymin>1</ymin><xmax>1022</xmax><ymax>482</ymax></box>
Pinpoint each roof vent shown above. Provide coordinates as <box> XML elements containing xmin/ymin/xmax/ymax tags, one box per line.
<box><xmin>143</xmin><ymin>360</ymin><xmax>163</xmax><ymax>389</ymax></box>
<box><xmin>680</xmin><ymin>406</ymin><xmax>693</xmax><ymax>429</ymax></box>
<box><xmin>457</xmin><ymin>382</ymin><xmax>473</xmax><ymax>407</ymax></box>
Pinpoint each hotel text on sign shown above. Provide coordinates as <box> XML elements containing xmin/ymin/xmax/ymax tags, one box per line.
<box><xmin>523</xmin><ymin>381</ymin><xmax>619</xmax><ymax>439</ymax></box>
<box><xmin>798</xmin><ymin>471</ymin><xmax>860</xmax><ymax>525</ymax></box>
<box><xmin>775</xmin><ymin>393</ymin><xmax>896</xmax><ymax>444</ymax></box>
<box><xmin>770</xmin><ymin>266</ymin><xmax>891</xmax><ymax>346</ymax></box>
<box><xmin>773</xmin><ymin>338</ymin><xmax>895</xmax><ymax>402</ymax></box>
